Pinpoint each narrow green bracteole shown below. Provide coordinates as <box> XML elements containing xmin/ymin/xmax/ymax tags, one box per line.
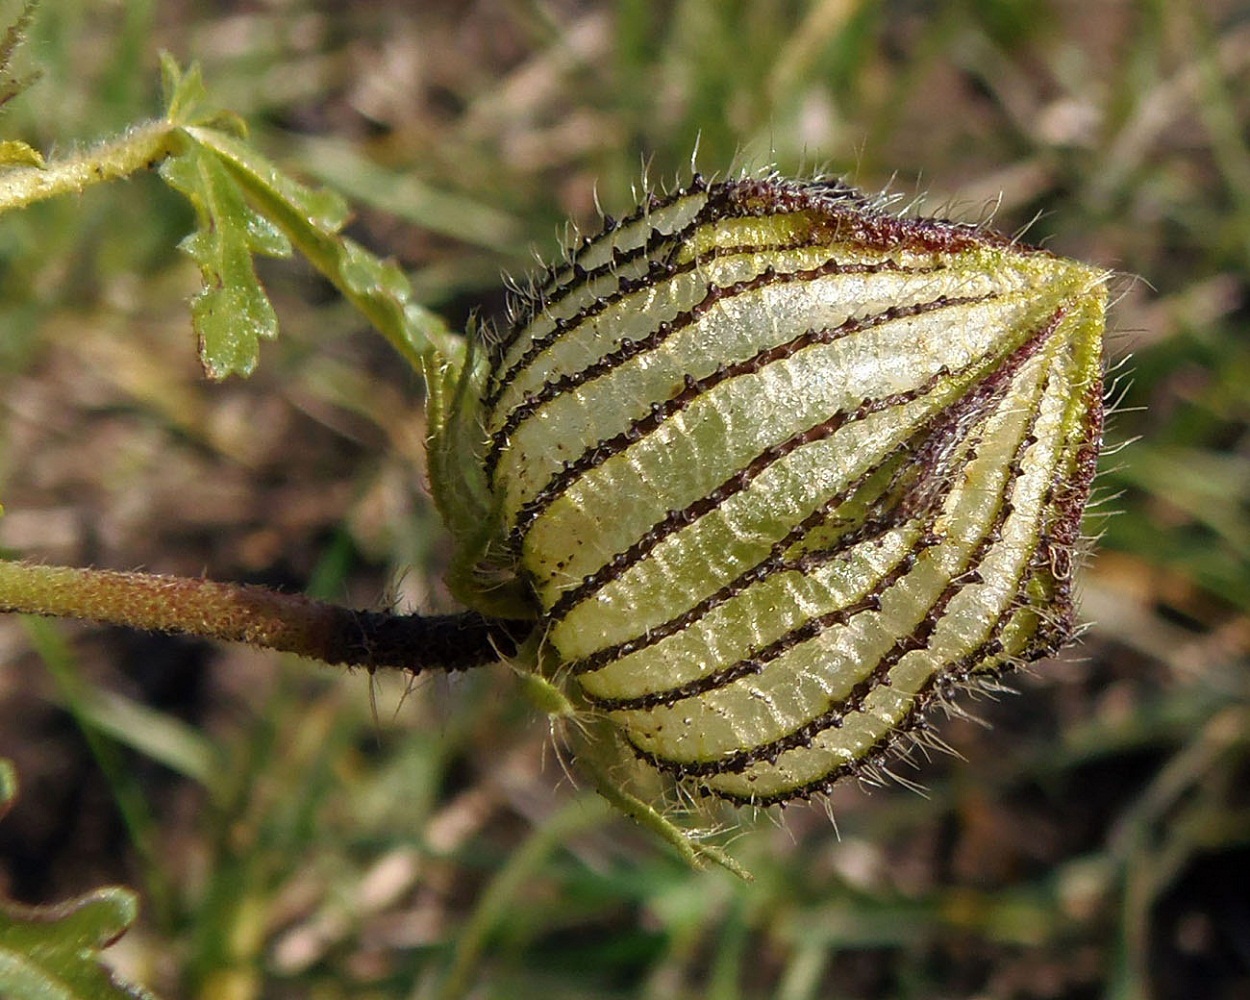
<box><xmin>430</xmin><ymin>173</ymin><xmax>1108</xmax><ymax>809</ymax></box>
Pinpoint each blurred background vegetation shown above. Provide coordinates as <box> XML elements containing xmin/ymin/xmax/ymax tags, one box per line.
<box><xmin>0</xmin><ymin>0</ymin><xmax>1248</xmax><ymax>997</ymax></box>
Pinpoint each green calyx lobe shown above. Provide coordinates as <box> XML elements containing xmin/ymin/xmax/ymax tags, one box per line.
<box><xmin>433</xmin><ymin>174</ymin><xmax>1108</xmax><ymax>806</ymax></box>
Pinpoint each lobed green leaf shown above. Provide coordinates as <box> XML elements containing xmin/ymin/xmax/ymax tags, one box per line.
<box><xmin>0</xmin><ymin>762</ymin><xmax>157</xmax><ymax>1000</ymax></box>
<box><xmin>155</xmin><ymin>55</ymin><xmax>462</xmax><ymax>380</ymax></box>
<box><xmin>159</xmin><ymin>146</ymin><xmax>289</xmax><ymax>379</ymax></box>
<box><xmin>181</xmin><ymin>124</ymin><xmax>458</xmax><ymax>373</ymax></box>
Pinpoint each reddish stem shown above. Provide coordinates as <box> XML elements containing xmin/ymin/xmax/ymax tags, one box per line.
<box><xmin>0</xmin><ymin>561</ymin><xmax>528</xmax><ymax>672</ymax></box>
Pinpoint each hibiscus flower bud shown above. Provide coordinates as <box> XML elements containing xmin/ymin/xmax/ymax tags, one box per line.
<box><xmin>433</xmin><ymin>173</ymin><xmax>1108</xmax><ymax>808</ymax></box>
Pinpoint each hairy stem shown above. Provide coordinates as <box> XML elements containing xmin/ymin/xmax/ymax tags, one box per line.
<box><xmin>0</xmin><ymin>120</ymin><xmax>180</xmax><ymax>212</ymax></box>
<box><xmin>0</xmin><ymin>561</ymin><xmax>527</xmax><ymax>672</ymax></box>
